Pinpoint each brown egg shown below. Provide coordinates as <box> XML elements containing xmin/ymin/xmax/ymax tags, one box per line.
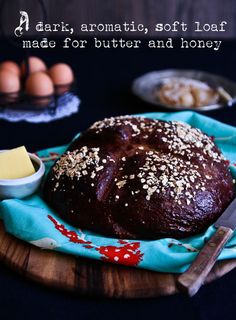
<box><xmin>0</xmin><ymin>69</ymin><xmax>20</xmax><ymax>93</ymax></box>
<box><xmin>0</xmin><ymin>69</ymin><xmax>20</xmax><ymax>104</ymax></box>
<box><xmin>48</xmin><ymin>63</ymin><xmax>74</xmax><ymax>95</ymax></box>
<box><xmin>25</xmin><ymin>72</ymin><xmax>54</xmax><ymax>107</ymax></box>
<box><xmin>26</xmin><ymin>72</ymin><xmax>54</xmax><ymax>96</ymax></box>
<box><xmin>21</xmin><ymin>56</ymin><xmax>47</xmax><ymax>77</ymax></box>
<box><xmin>0</xmin><ymin>61</ymin><xmax>21</xmax><ymax>77</ymax></box>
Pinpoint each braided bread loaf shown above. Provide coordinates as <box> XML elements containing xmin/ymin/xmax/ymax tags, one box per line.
<box><xmin>44</xmin><ymin>116</ymin><xmax>234</xmax><ymax>239</ymax></box>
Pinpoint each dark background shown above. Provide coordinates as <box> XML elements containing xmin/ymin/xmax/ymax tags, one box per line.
<box><xmin>0</xmin><ymin>1</ymin><xmax>236</xmax><ymax>320</ymax></box>
<box><xmin>1</xmin><ymin>0</ymin><xmax>236</xmax><ymax>38</ymax></box>
<box><xmin>1</xmin><ymin>38</ymin><xmax>236</xmax><ymax>152</ymax></box>
<box><xmin>0</xmin><ymin>38</ymin><xmax>236</xmax><ymax>320</ymax></box>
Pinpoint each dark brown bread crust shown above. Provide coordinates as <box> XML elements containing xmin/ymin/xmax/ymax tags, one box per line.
<box><xmin>43</xmin><ymin>116</ymin><xmax>234</xmax><ymax>239</ymax></box>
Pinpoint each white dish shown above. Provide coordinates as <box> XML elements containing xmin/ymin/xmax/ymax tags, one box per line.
<box><xmin>132</xmin><ymin>69</ymin><xmax>236</xmax><ymax>111</ymax></box>
<box><xmin>0</xmin><ymin>152</ymin><xmax>45</xmax><ymax>199</ymax></box>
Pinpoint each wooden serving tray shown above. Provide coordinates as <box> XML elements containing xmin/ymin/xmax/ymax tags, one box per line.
<box><xmin>0</xmin><ymin>220</ymin><xmax>235</xmax><ymax>298</ymax></box>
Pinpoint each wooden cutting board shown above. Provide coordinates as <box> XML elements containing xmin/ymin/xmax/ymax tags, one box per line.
<box><xmin>0</xmin><ymin>220</ymin><xmax>235</xmax><ymax>298</ymax></box>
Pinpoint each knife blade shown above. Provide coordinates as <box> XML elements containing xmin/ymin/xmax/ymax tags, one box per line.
<box><xmin>214</xmin><ymin>197</ymin><xmax>236</xmax><ymax>230</ymax></box>
<box><xmin>177</xmin><ymin>197</ymin><xmax>236</xmax><ymax>297</ymax></box>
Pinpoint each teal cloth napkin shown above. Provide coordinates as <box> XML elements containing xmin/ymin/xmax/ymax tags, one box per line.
<box><xmin>1</xmin><ymin>111</ymin><xmax>236</xmax><ymax>273</ymax></box>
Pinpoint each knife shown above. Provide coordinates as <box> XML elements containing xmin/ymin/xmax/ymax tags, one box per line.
<box><xmin>177</xmin><ymin>197</ymin><xmax>236</xmax><ymax>297</ymax></box>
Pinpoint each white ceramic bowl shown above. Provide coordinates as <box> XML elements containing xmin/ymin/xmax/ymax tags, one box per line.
<box><xmin>0</xmin><ymin>152</ymin><xmax>45</xmax><ymax>199</ymax></box>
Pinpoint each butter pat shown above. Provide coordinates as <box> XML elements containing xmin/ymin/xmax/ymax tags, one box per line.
<box><xmin>0</xmin><ymin>146</ymin><xmax>36</xmax><ymax>179</ymax></box>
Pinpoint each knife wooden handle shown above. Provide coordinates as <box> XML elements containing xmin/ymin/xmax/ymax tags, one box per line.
<box><xmin>177</xmin><ymin>226</ymin><xmax>233</xmax><ymax>297</ymax></box>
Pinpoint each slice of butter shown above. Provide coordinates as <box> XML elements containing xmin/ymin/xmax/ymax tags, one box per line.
<box><xmin>0</xmin><ymin>146</ymin><xmax>36</xmax><ymax>179</ymax></box>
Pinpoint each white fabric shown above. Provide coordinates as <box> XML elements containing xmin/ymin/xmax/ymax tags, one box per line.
<box><xmin>0</xmin><ymin>93</ymin><xmax>80</xmax><ymax>123</ymax></box>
